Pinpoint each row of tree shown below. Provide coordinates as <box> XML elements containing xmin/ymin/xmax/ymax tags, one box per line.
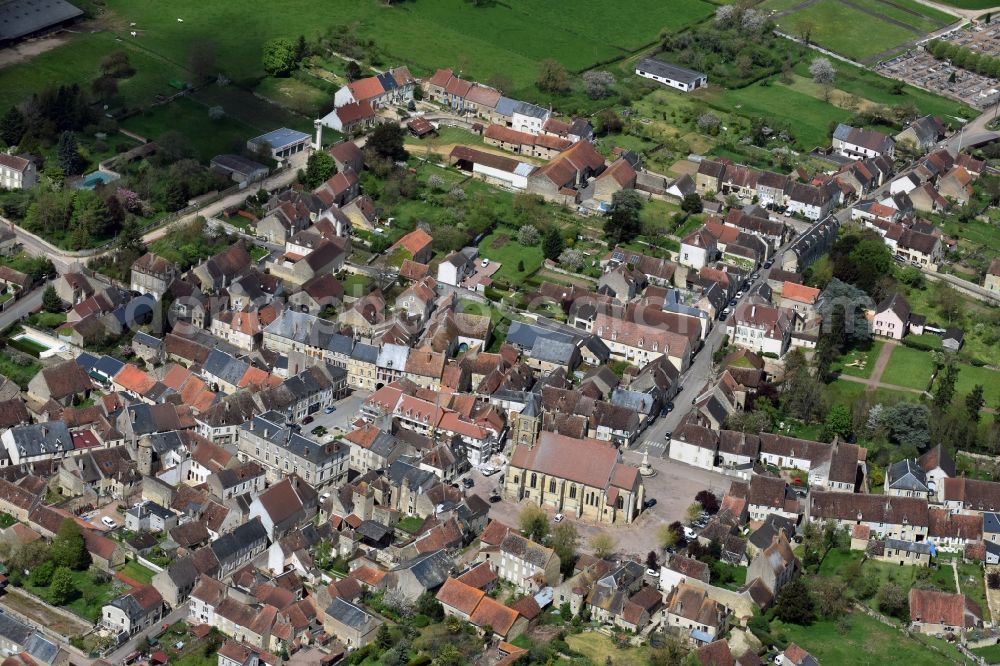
<box><xmin>926</xmin><ymin>39</ymin><xmax>1000</xmax><ymax>80</ymax></box>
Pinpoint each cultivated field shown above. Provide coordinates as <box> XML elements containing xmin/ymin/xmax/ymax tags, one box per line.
<box><xmin>762</xmin><ymin>0</ymin><xmax>955</xmax><ymax>63</ymax></box>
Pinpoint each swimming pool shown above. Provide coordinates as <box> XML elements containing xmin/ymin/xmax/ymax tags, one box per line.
<box><xmin>80</xmin><ymin>170</ymin><xmax>119</xmax><ymax>190</ymax></box>
<box><xmin>12</xmin><ymin>331</ymin><xmax>68</xmax><ymax>359</ymax></box>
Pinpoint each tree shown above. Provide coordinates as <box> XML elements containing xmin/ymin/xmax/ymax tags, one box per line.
<box><xmin>594</xmin><ymin>108</ymin><xmax>623</xmax><ymax>136</ymax></box>
<box><xmin>537</xmin><ymin>59</ymin><xmax>570</xmax><ymax>92</ymax></box>
<box><xmin>91</xmin><ymin>76</ymin><xmax>119</xmax><ymax>101</ymax></box>
<box><xmin>262</xmin><ymin>38</ymin><xmax>297</xmax><ymax>76</ymax></box>
<box><xmin>552</xmin><ymin>523</ymin><xmax>579</xmax><ymax>573</ymax></box>
<box><xmin>434</xmin><ymin>644</ymin><xmax>461</xmax><ymax>666</ymax></box>
<box><xmin>877</xmin><ymin>581</ymin><xmax>908</xmax><ymax>619</ymax></box>
<box><xmin>50</xmin><ymin>519</ymin><xmax>90</xmax><ymax>571</ymax></box>
<box><xmin>686</xmin><ymin>501</ymin><xmax>703</xmax><ymax>523</ymax></box>
<box><xmin>303</xmin><ymin>151</ymin><xmax>336</xmax><ymax>188</ymax></box>
<box><xmin>294</xmin><ymin>35</ymin><xmax>309</xmax><ymax>64</ymax></box>
<box><xmin>830</xmin><ymin>231</ymin><xmax>893</xmax><ymax>297</ymax></box>
<box><xmin>967</xmin><ymin>384</ymin><xmax>986</xmax><ymax>422</ymax></box>
<box><xmin>933</xmin><ymin>362</ymin><xmax>959</xmax><ymax>411</ymax></box>
<box><xmin>28</xmin><ymin>560</ymin><xmax>55</xmax><ymax>587</ymax></box>
<box><xmin>583</xmin><ymin>71</ymin><xmax>615</xmax><ymax>99</ymax></box>
<box><xmin>823</xmin><ymin>404</ymin><xmax>852</xmax><ymax>440</ymax></box>
<box><xmin>56</xmin><ymin>131</ymin><xmax>83</xmax><ymax>176</ymax></box>
<box><xmin>658</xmin><ymin>523</ymin><xmax>680</xmax><ymax>551</ymax></box>
<box><xmin>646</xmin><ymin>551</ymin><xmax>659</xmax><ymax>570</ymax></box>
<box><xmin>345</xmin><ymin>60</ymin><xmax>362</xmax><ymax>82</ymax></box>
<box><xmin>366</xmin><ymin>123</ymin><xmax>408</xmax><ymax>162</ymax></box>
<box><xmin>190</xmin><ymin>40</ymin><xmax>218</xmax><ymax>80</ymax></box>
<box><xmin>415</xmin><ymin>590</ymin><xmax>444</xmax><ymax>621</ymax></box>
<box><xmin>519</xmin><ymin>504</ymin><xmax>549</xmax><ymax>542</ymax></box>
<box><xmin>775</xmin><ymin>579</ymin><xmax>815</xmax><ymax>625</ymax></box>
<box><xmin>0</xmin><ymin>106</ymin><xmax>26</xmax><ymax>147</ymax></box>
<box><xmin>589</xmin><ymin>533</ymin><xmax>616</xmax><ymax>559</ymax></box>
<box><xmin>680</xmin><ymin>193</ymin><xmax>703</xmax><ymax>214</ymax></box>
<box><xmin>41</xmin><ymin>284</ymin><xmax>63</xmax><ymax>313</ymax></box>
<box><xmin>880</xmin><ymin>402</ymin><xmax>930</xmax><ymax>450</ymax></box>
<box><xmin>517</xmin><ymin>224</ymin><xmax>540</xmax><ymax>246</ymax></box>
<box><xmin>809</xmin><ymin>57</ymin><xmax>836</xmax><ymax>85</ymax></box>
<box><xmin>558</xmin><ymin>248</ymin><xmax>585</xmax><ymax>270</ymax></box>
<box><xmin>375</xmin><ymin>624</ymin><xmax>393</xmax><ymax>650</ymax></box>
<box><xmin>49</xmin><ymin>566</ymin><xmax>76</xmax><ymax>606</ymax></box>
<box><xmin>542</xmin><ymin>227</ymin><xmax>564</xmax><ymax>261</ymax></box>
<box><xmin>604</xmin><ymin>189</ymin><xmax>644</xmax><ymax>246</ymax></box>
<box><xmin>694</xmin><ymin>491</ymin><xmax>719</xmax><ymax>515</ymax></box>
<box><xmin>933</xmin><ymin>282</ymin><xmax>962</xmax><ymax>325</ymax></box>
<box><xmin>811</xmin><ymin>577</ymin><xmax>850</xmax><ymax>619</ymax></box>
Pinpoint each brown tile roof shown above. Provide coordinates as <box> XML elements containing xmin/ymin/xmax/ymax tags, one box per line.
<box><xmin>457</xmin><ymin>562</ymin><xmax>497</xmax><ymax>590</ymax></box>
<box><xmin>668</xmin><ymin>554</ymin><xmax>711</xmax><ymax>583</ymax></box>
<box><xmin>510</xmin><ymin>431</ymin><xmax>621</xmax><ymax>489</ymax></box>
<box><xmin>696</xmin><ymin>640</ymin><xmax>735</xmax><ymax>666</ymax></box>
<box><xmin>39</xmin><ymin>360</ymin><xmax>93</xmax><ymax>399</ymax></box>
<box><xmin>928</xmin><ymin>507</ymin><xmax>981</xmax><ymax>541</ymax></box>
<box><xmin>469</xmin><ymin>596</ymin><xmax>520</xmax><ymax>637</ymax></box>
<box><xmin>909</xmin><ymin>588</ymin><xmax>981</xmax><ymax>628</ymax></box>
<box><xmin>480</xmin><ymin>519</ymin><xmax>515</xmax><ymax>547</ymax></box>
<box><xmin>465</xmin><ymin>85</ymin><xmax>501</xmax><ymax>108</ymax></box>
<box><xmin>943</xmin><ymin>477</ymin><xmax>1000</xmax><ymax>512</ymax></box>
<box><xmin>436</xmin><ymin>576</ymin><xmax>485</xmax><ymax>615</ymax></box>
<box><xmin>350</xmin><ymin>564</ymin><xmax>386</xmax><ymax>588</ymax></box>
<box><xmin>809</xmin><ymin>491</ymin><xmax>928</xmax><ymax>526</ymax></box>
<box><xmin>509</xmin><ymin>595</ymin><xmax>541</xmax><ymax>620</ymax></box>
<box><xmin>391</xmin><ymin>229</ymin><xmax>433</xmax><ymax>257</ymax></box>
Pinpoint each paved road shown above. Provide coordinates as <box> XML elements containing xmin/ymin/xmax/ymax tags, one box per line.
<box><xmin>104</xmin><ymin>603</ymin><xmax>189</xmax><ymax>665</ymax></box>
<box><xmin>0</xmin><ymin>283</ymin><xmax>44</xmax><ymax>330</ymax></box>
<box><xmin>635</xmin><ymin>240</ymin><xmax>795</xmax><ymax>457</ymax></box>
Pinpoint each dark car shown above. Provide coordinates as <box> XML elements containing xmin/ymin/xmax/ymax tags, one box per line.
<box><xmin>462</xmin><ymin>478</ymin><xmax>474</xmax><ymax>488</ymax></box>
<box><xmin>664</xmin><ymin>431</ymin><xmax>672</xmax><ymax>441</ymax></box>
<box><xmin>302</xmin><ymin>416</ymin><xmax>314</xmax><ymax>425</ymax></box>
<box><xmin>665</xmin><ymin>401</ymin><xmax>674</xmax><ymax>412</ymax></box>
<box><xmin>729</xmin><ymin>298</ymin><xmax>737</xmax><ymax>307</ymax></box>
<box><xmin>764</xmin><ymin>258</ymin><xmax>774</xmax><ymax>268</ymax></box>
<box><xmin>489</xmin><ymin>494</ymin><xmax>502</xmax><ymax>503</ymax></box>
<box><xmin>644</xmin><ymin>498</ymin><xmax>657</xmax><ymax>509</ymax></box>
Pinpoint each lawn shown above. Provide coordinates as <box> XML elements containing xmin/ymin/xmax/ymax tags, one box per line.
<box><xmin>565</xmin><ymin>632</ymin><xmax>652</xmax><ymax>666</ymax></box>
<box><xmin>0</xmin><ymin>354</ymin><xmax>41</xmax><ymax>390</ymax></box>
<box><xmin>972</xmin><ymin>643</ymin><xmax>1000</xmax><ymax>663</ymax></box>
<box><xmin>119</xmin><ymin>560</ymin><xmax>157</xmax><ymax>585</ymax></box>
<box><xmin>27</xmin><ymin>312</ymin><xmax>67</xmax><ymax>329</ymax></box>
<box><xmin>24</xmin><ymin>569</ymin><xmax>118</xmax><ymax>623</ymax></box>
<box><xmin>255</xmin><ymin>76</ymin><xmax>332</xmax><ymax>116</ymax></box>
<box><xmin>831</xmin><ymin>340</ymin><xmax>883</xmax><ymax>379</ymax></box>
<box><xmin>0</xmin><ymin>32</ymin><xmax>188</xmax><ymax>109</ymax></box>
<box><xmin>478</xmin><ymin>229</ymin><xmax>544</xmax><ymax>284</ymax></box>
<box><xmin>846</xmin><ymin>0</ymin><xmax>954</xmax><ymax>33</ymax></box>
<box><xmin>342</xmin><ymin>273</ymin><xmax>372</xmax><ymax>299</ymax></box>
<box><xmin>933</xmin><ymin>0</ymin><xmax>997</xmax><ymax>7</ymax></box>
<box><xmin>880</xmin><ymin>345</ymin><xmax>935</xmax><ymax>391</ymax></box>
<box><xmin>772</xmin><ymin>613</ymin><xmax>972</xmax><ymax>665</ymax></box>
<box><xmin>823</xmin><ymin>378</ymin><xmax>868</xmax><ymax>410</ymax></box>
<box><xmin>121</xmin><ymin>96</ymin><xmax>261</xmax><ymax>162</ymax></box>
<box><xmin>955</xmin><ymin>364</ymin><xmax>1000</xmax><ymax>410</ymax></box>
<box><xmin>98</xmin><ymin>0</ymin><xmax>715</xmax><ymax>100</ymax></box>
<box><xmin>773</xmin><ymin>0</ymin><xmax>928</xmax><ymax>62</ymax></box>
<box><xmin>190</xmin><ymin>85</ymin><xmax>315</xmax><ymax>134</ymax></box>
<box><xmin>396</xmin><ymin>515</ymin><xmax>425</xmax><ymax>534</ymax></box>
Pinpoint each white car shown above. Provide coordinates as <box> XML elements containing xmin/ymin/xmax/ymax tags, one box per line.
<box><xmin>646</xmin><ymin>568</ymin><xmax>659</xmax><ymax>578</ymax></box>
<box><xmin>101</xmin><ymin>516</ymin><xmax>117</xmax><ymax>529</ymax></box>
<box><xmin>683</xmin><ymin>526</ymin><xmax>697</xmax><ymax>539</ymax></box>
<box><xmin>554</xmin><ymin>513</ymin><xmax>565</xmax><ymax>523</ymax></box>
<box><xmin>481</xmin><ymin>258</ymin><xmax>490</xmax><ymax>268</ymax></box>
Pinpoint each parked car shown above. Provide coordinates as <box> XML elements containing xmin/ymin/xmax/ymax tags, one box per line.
<box><xmin>462</xmin><ymin>478</ymin><xmax>474</xmax><ymax>488</ymax></box>
<box><xmin>554</xmin><ymin>513</ymin><xmax>565</xmax><ymax>523</ymax></box>
<box><xmin>101</xmin><ymin>516</ymin><xmax>117</xmax><ymax>529</ymax></box>
<box><xmin>481</xmin><ymin>258</ymin><xmax>490</xmax><ymax>268</ymax></box>
<box><xmin>664</xmin><ymin>431</ymin><xmax>672</xmax><ymax>441</ymax></box>
<box><xmin>764</xmin><ymin>258</ymin><xmax>774</xmax><ymax>268</ymax></box>
<box><xmin>303</xmin><ymin>415</ymin><xmax>314</xmax><ymax>424</ymax></box>
<box><xmin>489</xmin><ymin>494</ymin><xmax>502</xmax><ymax>503</ymax></box>
<box><xmin>324</xmin><ymin>405</ymin><xmax>336</xmax><ymax>414</ymax></box>
<box><xmin>683</xmin><ymin>526</ymin><xmax>697</xmax><ymax>539</ymax></box>
<box><xmin>646</xmin><ymin>569</ymin><xmax>659</xmax><ymax>578</ymax></box>
<box><xmin>644</xmin><ymin>498</ymin><xmax>657</xmax><ymax>509</ymax></box>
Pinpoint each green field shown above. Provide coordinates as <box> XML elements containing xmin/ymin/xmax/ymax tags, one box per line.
<box><xmin>768</xmin><ymin>0</ymin><xmax>953</xmax><ymax>63</ymax></box>
<box><xmin>933</xmin><ymin>0</ymin><xmax>997</xmax><ymax>8</ymax></box>
<box><xmin>121</xmin><ymin>96</ymin><xmax>260</xmax><ymax>162</ymax></box>
<box><xmin>101</xmin><ymin>0</ymin><xmax>714</xmax><ymax>96</ymax></box>
<box><xmin>955</xmin><ymin>363</ymin><xmax>1000</xmax><ymax>409</ymax></box>
<box><xmin>120</xmin><ymin>560</ymin><xmax>157</xmax><ymax>585</ymax></box>
<box><xmin>0</xmin><ymin>32</ymin><xmax>187</xmax><ymax>108</ymax></box>
<box><xmin>773</xmin><ymin>614</ymin><xmax>972</xmax><ymax>665</ymax></box>
<box><xmin>478</xmin><ymin>229</ymin><xmax>544</xmax><ymax>284</ymax></box>
<box><xmin>880</xmin><ymin>345</ymin><xmax>935</xmax><ymax>390</ymax></box>
<box><xmin>831</xmin><ymin>341</ymin><xmax>884</xmax><ymax>379</ymax></box>
<box><xmin>780</xmin><ymin>0</ymin><xmax>920</xmax><ymax>61</ymax></box>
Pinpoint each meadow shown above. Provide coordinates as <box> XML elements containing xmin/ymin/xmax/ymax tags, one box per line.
<box><xmin>97</xmin><ymin>0</ymin><xmax>714</xmax><ymax>96</ymax></box>
<box><xmin>764</xmin><ymin>0</ymin><xmax>954</xmax><ymax>63</ymax></box>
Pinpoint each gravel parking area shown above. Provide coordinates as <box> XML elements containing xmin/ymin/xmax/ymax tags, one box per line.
<box><xmin>479</xmin><ymin>450</ymin><xmax>733</xmax><ymax>560</ymax></box>
<box><xmin>300</xmin><ymin>390</ymin><xmax>371</xmax><ymax>441</ymax></box>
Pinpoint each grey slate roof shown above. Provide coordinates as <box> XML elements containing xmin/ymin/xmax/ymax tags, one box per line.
<box><xmin>386</xmin><ymin>458</ymin><xmax>437</xmax><ymax>492</ymax></box>
<box><xmin>351</xmin><ymin>343</ymin><xmax>378</xmax><ymax>363</ymax></box>
<box><xmin>884</xmin><ymin>538</ymin><xmax>933</xmax><ymax>555</ymax></box>
<box><xmin>886</xmin><ymin>459</ymin><xmax>929</xmax><ymax>492</ymax></box>
<box><xmin>7</xmin><ymin>422</ymin><xmax>72</xmax><ymax>458</ymax></box>
<box><xmin>395</xmin><ymin>549</ymin><xmax>453</xmax><ymax>589</ymax></box>
<box><xmin>529</xmin><ymin>338</ymin><xmax>575</xmax><ymax>365</ymax></box>
<box><xmin>210</xmin><ymin>517</ymin><xmax>267</xmax><ymax>564</ymax></box>
<box><xmin>202</xmin><ymin>349</ymin><xmax>249</xmax><ymax>386</ymax></box>
<box><xmin>984</xmin><ymin>512</ymin><xmax>1000</xmax><ymax>535</ymax></box>
<box><xmin>635</xmin><ymin>57</ymin><xmax>705</xmax><ymax>85</ymax></box>
<box><xmin>326</xmin><ymin>597</ymin><xmax>379</xmax><ymax>632</ymax></box>
<box><xmin>0</xmin><ymin>0</ymin><xmax>83</xmax><ymax>42</ymax></box>
<box><xmin>0</xmin><ymin>609</ymin><xmax>32</xmax><ymax>648</ymax></box>
<box><xmin>241</xmin><ymin>413</ymin><xmax>342</xmax><ymax>463</ymax></box>
<box><xmin>24</xmin><ymin>632</ymin><xmax>59</xmax><ymax>664</ymax></box>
